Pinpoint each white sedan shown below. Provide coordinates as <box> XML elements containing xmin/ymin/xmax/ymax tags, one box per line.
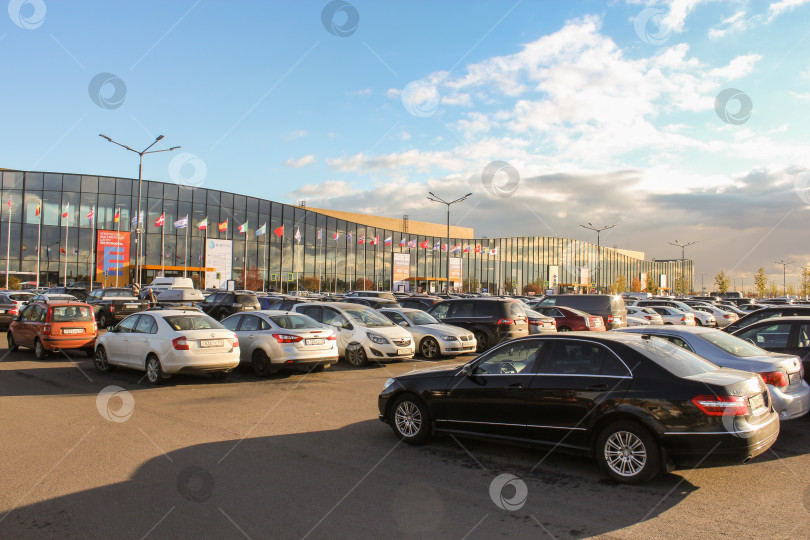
<box><xmin>93</xmin><ymin>309</ymin><xmax>240</xmax><ymax>384</ymax></box>
<box><xmin>648</xmin><ymin>306</ymin><xmax>696</xmax><ymax>326</ymax></box>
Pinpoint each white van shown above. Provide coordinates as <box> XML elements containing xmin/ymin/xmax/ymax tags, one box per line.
<box><xmin>148</xmin><ymin>277</ymin><xmax>195</xmax><ymax>291</ymax></box>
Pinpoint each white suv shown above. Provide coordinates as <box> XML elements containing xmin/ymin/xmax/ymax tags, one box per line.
<box><xmin>292</xmin><ymin>302</ymin><xmax>414</xmax><ymax>366</ymax></box>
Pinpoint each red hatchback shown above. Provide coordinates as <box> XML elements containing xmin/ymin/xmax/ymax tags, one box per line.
<box><xmin>8</xmin><ymin>301</ymin><xmax>97</xmax><ymax>359</ymax></box>
<box><xmin>534</xmin><ymin>306</ymin><xmax>606</xmax><ymax>332</ymax></box>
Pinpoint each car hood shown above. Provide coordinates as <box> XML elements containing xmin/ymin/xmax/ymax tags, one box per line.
<box><xmin>364</xmin><ymin>325</ymin><xmax>412</xmax><ymax>340</ymax></box>
<box><xmin>416</xmin><ymin>323</ymin><xmax>470</xmax><ymax>337</ymax></box>
<box><xmin>398</xmin><ymin>363</ymin><xmax>466</xmax><ymax>379</ymax></box>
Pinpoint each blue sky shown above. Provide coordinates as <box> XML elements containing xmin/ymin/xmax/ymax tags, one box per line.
<box><xmin>3</xmin><ymin>0</ymin><xmax>810</xmax><ymax>286</ymax></box>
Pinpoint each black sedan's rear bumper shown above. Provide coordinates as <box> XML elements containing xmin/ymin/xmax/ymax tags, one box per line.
<box><xmin>661</xmin><ymin>413</ymin><xmax>779</xmax><ymax>468</ymax></box>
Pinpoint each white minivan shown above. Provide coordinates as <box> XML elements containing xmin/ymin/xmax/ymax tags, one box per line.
<box><xmin>292</xmin><ymin>302</ymin><xmax>415</xmax><ymax>366</ymax></box>
<box><xmin>148</xmin><ymin>277</ymin><xmax>195</xmax><ymax>291</ymax></box>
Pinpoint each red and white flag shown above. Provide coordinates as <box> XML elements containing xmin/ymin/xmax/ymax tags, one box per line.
<box><xmin>61</xmin><ymin>203</ymin><xmax>69</xmax><ymax>219</ymax></box>
<box><xmin>155</xmin><ymin>213</ymin><xmax>165</xmax><ymax>227</ymax></box>
<box><xmin>87</xmin><ymin>207</ymin><xmax>94</xmax><ymax>222</ymax></box>
<box><xmin>238</xmin><ymin>222</ymin><xmax>248</xmax><ymax>234</ymax></box>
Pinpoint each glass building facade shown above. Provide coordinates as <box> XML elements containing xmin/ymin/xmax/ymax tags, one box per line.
<box><xmin>0</xmin><ymin>169</ymin><xmax>693</xmax><ymax>293</ymax></box>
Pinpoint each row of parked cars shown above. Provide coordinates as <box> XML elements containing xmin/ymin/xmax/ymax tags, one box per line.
<box><xmin>6</xmin><ymin>285</ymin><xmax>810</xmax><ymax>486</ymax></box>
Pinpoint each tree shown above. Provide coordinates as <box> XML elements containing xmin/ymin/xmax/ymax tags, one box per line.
<box><xmin>754</xmin><ymin>267</ymin><xmax>767</xmax><ymax>298</ymax></box>
<box><xmin>610</xmin><ymin>275</ymin><xmax>627</xmax><ymax>294</ymax></box>
<box><xmin>354</xmin><ymin>278</ymin><xmax>373</xmax><ymax>291</ymax></box>
<box><xmin>646</xmin><ymin>275</ymin><xmax>659</xmax><ymax>295</ymax></box>
<box><xmin>801</xmin><ymin>267</ymin><xmax>810</xmax><ymax>297</ymax></box>
<box><xmin>191</xmin><ymin>274</ymin><xmax>202</xmax><ymax>289</ymax></box>
<box><xmin>244</xmin><ymin>266</ymin><xmax>261</xmax><ymax>291</ymax></box>
<box><xmin>523</xmin><ymin>283</ymin><xmax>542</xmax><ymax>295</ymax></box>
<box><xmin>5</xmin><ymin>275</ymin><xmax>19</xmax><ymax>290</ymax></box>
<box><xmin>300</xmin><ymin>276</ymin><xmax>320</xmax><ymax>291</ymax></box>
<box><xmin>463</xmin><ymin>277</ymin><xmax>480</xmax><ymax>292</ymax></box>
<box><xmin>630</xmin><ymin>277</ymin><xmax>641</xmax><ymax>293</ymax></box>
<box><xmin>673</xmin><ymin>273</ymin><xmax>689</xmax><ymax>296</ymax></box>
<box><xmin>503</xmin><ymin>278</ymin><xmax>515</xmax><ymax>294</ymax></box>
<box><xmin>714</xmin><ymin>271</ymin><xmax>730</xmax><ymax>295</ymax></box>
<box><xmin>787</xmin><ymin>283</ymin><xmax>796</xmax><ymax>296</ymax></box>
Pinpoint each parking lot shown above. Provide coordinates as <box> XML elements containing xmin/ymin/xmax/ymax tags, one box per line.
<box><xmin>1</xmin><ymin>337</ymin><xmax>809</xmax><ymax>539</ymax></box>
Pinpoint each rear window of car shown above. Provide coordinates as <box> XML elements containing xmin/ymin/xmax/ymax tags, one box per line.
<box><xmin>700</xmin><ymin>331</ymin><xmax>765</xmax><ymax>358</ymax></box>
<box><xmin>508</xmin><ymin>301</ymin><xmax>526</xmax><ymax>319</ymax></box>
<box><xmin>164</xmin><ymin>315</ymin><xmax>224</xmax><ymax>331</ymax></box>
<box><xmin>631</xmin><ymin>337</ymin><xmax>718</xmax><ymax>377</ymax></box>
<box><xmin>8</xmin><ymin>294</ymin><xmax>30</xmax><ymax>301</ymax></box>
<box><xmin>269</xmin><ymin>314</ymin><xmax>320</xmax><ymax>329</ymax></box>
<box><xmin>50</xmin><ymin>305</ymin><xmax>93</xmax><ymax>322</ymax></box>
<box><xmin>237</xmin><ymin>295</ymin><xmax>258</xmax><ymax>304</ymax></box>
<box><xmin>105</xmin><ymin>290</ymin><xmax>135</xmax><ymax>297</ymax></box>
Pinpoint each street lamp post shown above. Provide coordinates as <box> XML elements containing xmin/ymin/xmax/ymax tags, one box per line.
<box><xmin>580</xmin><ymin>222</ymin><xmax>616</xmax><ymax>293</ymax></box>
<box><xmin>697</xmin><ymin>272</ymin><xmax>709</xmax><ymax>293</ymax></box>
<box><xmin>427</xmin><ymin>192</ymin><xmax>472</xmax><ymax>294</ymax></box>
<box><xmin>99</xmin><ymin>134</ymin><xmax>180</xmax><ymax>286</ymax></box>
<box><xmin>775</xmin><ymin>260</ymin><xmax>795</xmax><ymax>297</ymax></box>
<box><xmin>667</xmin><ymin>240</ymin><xmax>698</xmax><ymax>297</ymax></box>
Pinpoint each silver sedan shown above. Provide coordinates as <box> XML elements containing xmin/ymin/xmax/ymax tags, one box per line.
<box><xmin>691</xmin><ymin>304</ymin><xmax>740</xmax><ymax>328</ymax></box>
<box><xmin>378</xmin><ymin>307</ymin><xmax>476</xmax><ymax>359</ymax></box>
<box><xmin>619</xmin><ymin>326</ymin><xmax>810</xmax><ymax>421</ymax></box>
<box><xmin>221</xmin><ymin>310</ymin><xmax>338</xmax><ymax>376</ymax></box>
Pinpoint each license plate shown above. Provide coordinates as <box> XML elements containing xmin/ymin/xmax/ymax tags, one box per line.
<box><xmin>62</xmin><ymin>328</ymin><xmax>83</xmax><ymax>334</ymax></box>
<box><xmin>789</xmin><ymin>372</ymin><xmax>802</xmax><ymax>385</ymax></box>
<box><xmin>397</xmin><ymin>348</ymin><xmax>411</xmax><ymax>355</ymax></box>
<box><xmin>749</xmin><ymin>393</ymin><xmax>766</xmax><ymax>413</ymax></box>
<box><xmin>125</xmin><ymin>303</ymin><xmax>139</xmax><ymax>309</ymax></box>
<box><xmin>200</xmin><ymin>339</ymin><xmax>224</xmax><ymax>348</ymax></box>
<box><xmin>305</xmin><ymin>338</ymin><xmax>325</xmax><ymax>345</ymax></box>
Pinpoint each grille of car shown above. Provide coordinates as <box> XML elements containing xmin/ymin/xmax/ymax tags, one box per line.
<box><xmin>392</xmin><ymin>338</ymin><xmax>411</xmax><ymax>346</ymax></box>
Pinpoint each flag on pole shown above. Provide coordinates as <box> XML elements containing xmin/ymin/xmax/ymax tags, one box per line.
<box><xmin>419</xmin><ymin>240</ymin><xmax>430</xmax><ymax>249</ymax></box>
<box><xmin>294</xmin><ymin>227</ymin><xmax>301</xmax><ymax>243</ymax></box>
<box><xmin>491</xmin><ymin>248</ymin><xmax>498</xmax><ymax>256</ymax></box>
<box><xmin>463</xmin><ymin>245</ymin><xmax>471</xmax><ymax>253</ymax></box>
<box><xmin>87</xmin><ymin>207</ymin><xmax>94</xmax><ymax>222</ymax></box>
<box><xmin>61</xmin><ymin>203</ymin><xmax>69</xmax><ymax>219</ymax></box>
<box><xmin>384</xmin><ymin>237</ymin><xmax>392</xmax><ymax>246</ymax></box>
<box><xmin>433</xmin><ymin>242</ymin><xmax>440</xmax><ymax>250</ymax></box>
<box><xmin>273</xmin><ymin>225</ymin><xmax>284</xmax><ymax>237</ymax></box>
<box><xmin>35</xmin><ymin>203</ymin><xmax>40</xmax><ymax>216</ymax></box>
<box><xmin>256</xmin><ymin>223</ymin><xmax>266</xmax><ymax>236</ymax></box>
<box><xmin>155</xmin><ymin>213</ymin><xmax>165</xmax><ymax>227</ymax></box>
<box><xmin>332</xmin><ymin>231</ymin><xmax>339</xmax><ymax>242</ymax></box>
<box><xmin>442</xmin><ymin>244</ymin><xmax>448</xmax><ymax>252</ymax></box>
<box><xmin>399</xmin><ymin>238</ymin><xmax>406</xmax><ymax>246</ymax></box>
<box><xmin>114</xmin><ymin>209</ymin><xmax>120</xmax><ymax>223</ymax></box>
<box><xmin>347</xmin><ymin>232</ymin><xmax>352</xmax><ymax>242</ymax></box>
<box><xmin>59</xmin><ymin>247</ymin><xmax>66</xmax><ymax>254</ymax></box>
<box><xmin>73</xmin><ymin>248</ymin><xmax>78</xmax><ymax>255</ymax></box>
<box><xmin>357</xmin><ymin>234</ymin><xmax>366</xmax><ymax>244</ymax></box>
<box><xmin>198</xmin><ymin>218</ymin><xmax>208</xmax><ymax>230</ymax></box>
<box><xmin>372</xmin><ymin>236</ymin><xmax>379</xmax><ymax>245</ymax></box>
<box><xmin>238</xmin><ymin>221</ymin><xmax>248</xmax><ymax>234</ymax></box>
<box><xmin>218</xmin><ymin>220</ymin><xmax>228</xmax><ymax>232</ymax></box>
<box><xmin>452</xmin><ymin>244</ymin><xmax>462</xmax><ymax>252</ymax></box>
<box><xmin>475</xmin><ymin>245</ymin><xmax>481</xmax><ymax>253</ymax></box>
<box><xmin>407</xmin><ymin>240</ymin><xmax>416</xmax><ymax>248</ymax></box>
<box><xmin>174</xmin><ymin>216</ymin><xmax>188</xmax><ymax>229</ymax></box>
<box><xmin>317</xmin><ymin>228</ymin><xmax>322</xmax><ymax>240</ymax></box>
<box><xmin>7</xmin><ymin>197</ymin><xmax>11</xmax><ymax>210</ymax></box>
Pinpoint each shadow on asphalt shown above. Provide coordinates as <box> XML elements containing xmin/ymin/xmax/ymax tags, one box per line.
<box><xmin>0</xmin><ymin>420</ymin><xmax>702</xmax><ymax>539</ymax></box>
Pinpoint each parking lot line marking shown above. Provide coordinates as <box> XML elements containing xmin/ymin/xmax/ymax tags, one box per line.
<box><xmin>461</xmin><ymin>513</ymin><xmax>490</xmax><ymax>540</ymax></box>
<box><xmin>530</xmin><ymin>515</ymin><xmax>558</xmax><ymax>540</ymax></box>
<box><xmin>0</xmin><ymin>427</ymin><xmax>95</xmax><ymax>524</ymax></box>
<box><xmin>301</xmin><ymin>438</ymin><xmax>403</xmax><ymax>540</ymax></box>
<box><xmin>218</xmin><ymin>507</ymin><xmax>252</xmax><ymax>540</ymax></box>
<box><xmin>139</xmin><ymin>506</ymin><xmax>175</xmax><ymax>540</ymax></box>
<box><xmin>639</xmin><ymin>441</ymin><xmax>721</xmax><ymax>523</ymax></box>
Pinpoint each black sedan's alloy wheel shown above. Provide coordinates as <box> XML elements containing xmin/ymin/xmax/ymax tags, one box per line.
<box><xmin>596</xmin><ymin>421</ymin><xmax>661</xmax><ymax>484</ymax></box>
<box><xmin>391</xmin><ymin>394</ymin><xmax>431</xmax><ymax>444</ymax></box>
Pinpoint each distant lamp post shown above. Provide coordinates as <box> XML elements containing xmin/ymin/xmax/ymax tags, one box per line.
<box><xmin>775</xmin><ymin>260</ymin><xmax>795</xmax><ymax>297</ymax></box>
<box><xmin>99</xmin><ymin>134</ymin><xmax>181</xmax><ymax>286</ymax></box>
<box><xmin>427</xmin><ymin>192</ymin><xmax>472</xmax><ymax>294</ymax></box>
<box><xmin>667</xmin><ymin>240</ymin><xmax>698</xmax><ymax>296</ymax></box>
<box><xmin>580</xmin><ymin>222</ymin><xmax>616</xmax><ymax>293</ymax></box>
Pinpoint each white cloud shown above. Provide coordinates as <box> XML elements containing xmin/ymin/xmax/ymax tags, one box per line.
<box><xmin>790</xmin><ymin>91</ymin><xmax>810</xmax><ymax>100</ymax></box>
<box><xmin>284</xmin><ymin>130</ymin><xmax>308</xmax><ymax>141</ymax></box>
<box><xmin>284</xmin><ymin>155</ymin><xmax>316</xmax><ymax>168</ymax></box>
<box><xmin>767</xmin><ymin>0</ymin><xmax>810</xmax><ymax>21</ymax></box>
<box><xmin>708</xmin><ymin>11</ymin><xmax>756</xmax><ymax>39</ymax></box>
<box><xmin>347</xmin><ymin>88</ymin><xmax>372</xmax><ymax>97</ymax></box>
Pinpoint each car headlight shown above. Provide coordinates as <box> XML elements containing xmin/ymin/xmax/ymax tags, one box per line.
<box><xmin>440</xmin><ymin>335</ymin><xmax>459</xmax><ymax>341</ymax></box>
<box><xmin>367</xmin><ymin>332</ymin><xmax>389</xmax><ymax>345</ymax></box>
<box><xmin>383</xmin><ymin>378</ymin><xmax>396</xmax><ymax>390</ymax></box>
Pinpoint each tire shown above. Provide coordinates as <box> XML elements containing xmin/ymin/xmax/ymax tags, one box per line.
<box><xmin>420</xmin><ymin>337</ymin><xmax>440</xmax><ymax>360</ymax></box>
<box><xmin>98</xmin><ymin>312</ymin><xmax>108</xmax><ymax>329</ymax></box>
<box><xmin>664</xmin><ymin>322</ymin><xmax>673</xmax><ymax>325</ymax></box>
<box><xmin>695</xmin><ymin>319</ymin><xmax>703</xmax><ymax>327</ymax></box>
<box><xmin>558</xmin><ymin>326</ymin><xmax>572</xmax><ymax>332</ymax></box>
<box><xmin>94</xmin><ymin>346</ymin><xmax>115</xmax><ymax>373</ymax></box>
<box><xmin>34</xmin><ymin>339</ymin><xmax>48</xmax><ymax>360</ymax></box>
<box><xmin>6</xmin><ymin>332</ymin><xmax>17</xmax><ymax>352</ymax></box>
<box><xmin>344</xmin><ymin>343</ymin><xmax>368</xmax><ymax>367</ymax></box>
<box><xmin>473</xmin><ymin>331</ymin><xmax>489</xmax><ymax>353</ymax></box>
<box><xmin>595</xmin><ymin>421</ymin><xmax>661</xmax><ymax>484</ymax></box>
<box><xmin>390</xmin><ymin>394</ymin><xmax>432</xmax><ymax>444</ymax></box>
<box><xmin>252</xmin><ymin>350</ymin><xmax>273</xmax><ymax>377</ymax></box>
<box><xmin>145</xmin><ymin>355</ymin><xmax>164</xmax><ymax>385</ymax></box>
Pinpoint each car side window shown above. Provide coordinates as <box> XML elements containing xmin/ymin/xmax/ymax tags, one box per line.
<box><xmin>19</xmin><ymin>304</ymin><xmax>34</xmax><ymax>321</ymax></box>
<box><xmin>135</xmin><ymin>315</ymin><xmax>157</xmax><ymax>334</ymax></box>
<box><xmin>429</xmin><ymin>303</ymin><xmax>449</xmax><ymax>319</ymax></box>
<box><xmin>221</xmin><ymin>315</ymin><xmax>242</xmax><ymax>331</ymax></box>
<box><xmin>117</xmin><ymin>315</ymin><xmax>139</xmax><ymax>333</ymax></box>
<box><xmin>473</xmin><ymin>341</ymin><xmax>545</xmax><ymax>375</ymax></box>
<box><xmin>240</xmin><ymin>315</ymin><xmax>261</xmax><ymax>332</ymax></box>
<box><xmin>797</xmin><ymin>324</ymin><xmax>810</xmax><ymax>348</ymax></box>
<box><xmin>451</xmin><ymin>301</ymin><xmax>474</xmax><ymax>318</ymax></box>
<box><xmin>297</xmin><ymin>306</ymin><xmax>321</xmax><ymax>321</ymax></box>
<box><xmin>34</xmin><ymin>306</ymin><xmax>47</xmax><ymax>322</ymax></box>
<box><xmin>322</xmin><ymin>308</ymin><xmax>350</xmax><ymax>329</ymax></box>
<box><xmin>651</xmin><ymin>307</ymin><xmax>667</xmax><ymax>315</ymax></box>
<box><xmin>664</xmin><ymin>336</ymin><xmax>692</xmax><ymax>351</ymax></box>
<box><xmin>736</xmin><ymin>323</ymin><xmax>792</xmax><ymax>348</ymax></box>
<box><xmin>384</xmin><ymin>311</ymin><xmax>407</xmax><ymax>325</ymax></box>
<box><xmin>541</xmin><ymin>341</ymin><xmax>630</xmax><ymax>377</ymax></box>
<box><xmin>205</xmin><ymin>293</ymin><xmax>220</xmax><ymax>304</ymax></box>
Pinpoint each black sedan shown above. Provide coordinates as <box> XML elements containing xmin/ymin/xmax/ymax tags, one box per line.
<box><xmin>378</xmin><ymin>333</ymin><xmax>779</xmax><ymax>484</ymax></box>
